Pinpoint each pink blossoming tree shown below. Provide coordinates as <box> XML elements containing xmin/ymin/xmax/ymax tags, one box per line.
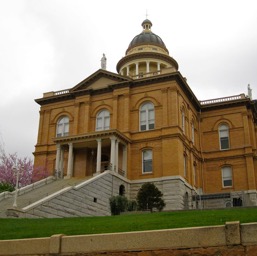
<box><xmin>0</xmin><ymin>147</ymin><xmax>48</xmax><ymax>190</ymax></box>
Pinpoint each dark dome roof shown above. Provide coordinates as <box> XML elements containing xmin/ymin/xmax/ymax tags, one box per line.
<box><xmin>126</xmin><ymin>19</ymin><xmax>168</xmax><ymax>54</ymax></box>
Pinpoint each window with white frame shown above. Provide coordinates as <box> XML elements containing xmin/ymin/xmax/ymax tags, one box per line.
<box><xmin>142</xmin><ymin>149</ymin><xmax>153</xmax><ymax>173</ymax></box>
<box><xmin>219</xmin><ymin>124</ymin><xmax>230</xmax><ymax>150</ymax></box>
<box><xmin>140</xmin><ymin>102</ymin><xmax>155</xmax><ymax>131</ymax></box>
<box><xmin>222</xmin><ymin>166</ymin><xmax>233</xmax><ymax>187</ymax></box>
<box><xmin>56</xmin><ymin>116</ymin><xmax>69</xmax><ymax>137</ymax></box>
<box><xmin>96</xmin><ymin>110</ymin><xmax>110</xmax><ymax>131</ymax></box>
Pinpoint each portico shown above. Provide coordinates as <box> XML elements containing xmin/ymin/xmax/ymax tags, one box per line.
<box><xmin>53</xmin><ymin>130</ymin><xmax>130</xmax><ymax>179</ymax></box>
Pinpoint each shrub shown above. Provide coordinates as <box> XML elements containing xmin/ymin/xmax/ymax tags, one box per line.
<box><xmin>0</xmin><ymin>182</ymin><xmax>15</xmax><ymax>193</ymax></box>
<box><xmin>127</xmin><ymin>200</ymin><xmax>138</xmax><ymax>212</ymax></box>
<box><xmin>109</xmin><ymin>195</ymin><xmax>128</xmax><ymax>215</ymax></box>
<box><xmin>136</xmin><ymin>183</ymin><xmax>166</xmax><ymax>212</ymax></box>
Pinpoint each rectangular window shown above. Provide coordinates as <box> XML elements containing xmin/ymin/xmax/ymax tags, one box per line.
<box><xmin>220</xmin><ymin>137</ymin><xmax>229</xmax><ymax>150</ymax></box>
<box><xmin>141</xmin><ymin>124</ymin><xmax>146</xmax><ymax>131</ymax></box>
<box><xmin>103</xmin><ymin>116</ymin><xmax>110</xmax><ymax>130</ymax></box>
<box><xmin>222</xmin><ymin>167</ymin><xmax>232</xmax><ymax>187</ymax></box>
<box><xmin>96</xmin><ymin>118</ymin><xmax>102</xmax><ymax>131</ymax></box>
<box><xmin>219</xmin><ymin>125</ymin><xmax>230</xmax><ymax>150</ymax></box>
<box><xmin>148</xmin><ymin>109</ymin><xmax>155</xmax><ymax>130</ymax></box>
<box><xmin>64</xmin><ymin>123</ymin><xmax>69</xmax><ymax>136</ymax></box>
<box><xmin>148</xmin><ymin>123</ymin><xmax>154</xmax><ymax>130</ymax></box>
<box><xmin>143</xmin><ymin>150</ymin><xmax>152</xmax><ymax>173</ymax></box>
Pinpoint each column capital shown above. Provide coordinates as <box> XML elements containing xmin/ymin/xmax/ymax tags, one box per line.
<box><xmin>110</xmin><ymin>135</ymin><xmax>116</xmax><ymax>141</ymax></box>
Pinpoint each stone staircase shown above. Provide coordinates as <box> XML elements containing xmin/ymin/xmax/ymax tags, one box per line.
<box><xmin>0</xmin><ymin>177</ymin><xmax>88</xmax><ymax>218</ymax></box>
<box><xmin>0</xmin><ymin>171</ymin><xmax>127</xmax><ymax>218</ymax></box>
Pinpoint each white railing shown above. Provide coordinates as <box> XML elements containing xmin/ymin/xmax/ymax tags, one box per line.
<box><xmin>200</xmin><ymin>94</ymin><xmax>246</xmax><ymax>105</ymax></box>
<box><xmin>0</xmin><ymin>176</ymin><xmax>55</xmax><ymax>202</ymax></box>
<box><xmin>54</xmin><ymin>89</ymin><xmax>70</xmax><ymax>96</ymax></box>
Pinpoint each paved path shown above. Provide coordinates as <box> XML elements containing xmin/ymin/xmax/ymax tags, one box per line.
<box><xmin>0</xmin><ymin>178</ymin><xmax>86</xmax><ymax>218</ymax></box>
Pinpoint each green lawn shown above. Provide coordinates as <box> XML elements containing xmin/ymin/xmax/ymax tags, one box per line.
<box><xmin>1</xmin><ymin>208</ymin><xmax>257</xmax><ymax>240</ymax></box>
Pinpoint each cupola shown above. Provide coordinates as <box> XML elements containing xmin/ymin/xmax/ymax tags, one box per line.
<box><xmin>116</xmin><ymin>19</ymin><xmax>178</xmax><ymax>79</ymax></box>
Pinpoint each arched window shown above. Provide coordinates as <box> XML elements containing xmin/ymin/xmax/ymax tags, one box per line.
<box><xmin>219</xmin><ymin>124</ymin><xmax>230</xmax><ymax>150</ymax></box>
<box><xmin>222</xmin><ymin>166</ymin><xmax>233</xmax><ymax>187</ymax></box>
<box><xmin>140</xmin><ymin>102</ymin><xmax>155</xmax><ymax>131</ymax></box>
<box><xmin>96</xmin><ymin>110</ymin><xmax>110</xmax><ymax>131</ymax></box>
<box><xmin>56</xmin><ymin>116</ymin><xmax>69</xmax><ymax>137</ymax></box>
<box><xmin>142</xmin><ymin>149</ymin><xmax>153</xmax><ymax>173</ymax></box>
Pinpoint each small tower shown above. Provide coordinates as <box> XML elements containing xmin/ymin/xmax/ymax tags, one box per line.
<box><xmin>116</xmin><ymin>19</ymin><xmax>178</xmax><ymax>78</ymax></box>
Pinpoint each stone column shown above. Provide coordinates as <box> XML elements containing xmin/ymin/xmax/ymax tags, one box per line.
<box><xmin>55</xmin><ymin>144</ymin><xmax>61</xmax><ymax>179</ymax></box>
<box><xmin>96</xmin><ymin>139</ymin><xmax>102</xmax><ymax>174</ymax></box>
<box><xmin>126</xmin><ymin>66</ymin><xmax>130</xmax><ymax>76</ymax></box>
<box><xmin>122</xmin><ymin>145</ymin><xmax>127</xmax><ymax>176</ymax></box>
<box><xmin>115</xmin><ymin>140</ymin><xmax>119</xmax><ymax>172</ymax></box>
<box><xmin>146</xmin><ymin>61</ymin><xmax>150</xmax><ymax>73</ymax></box>
<box><xmin>110</xmin><ymin>136</ymin><xmax>116</xmax><ymax>171</ymax></box>
<box><xmin>66</xmin><ymin>142</ymin><xmax>73</xmax><ymax>179</ymax></box>
<box><xmin>60</xmin><ymin>147</ymin><xmax>64</xmax><ymax>178</ymax></box>
<box><xmin>157</xmin><ymin>62</ymin><xmax>161</xmax><ymax>73</ymax></box>
<box><xmin>136</xmin><ymin>62</ymin><xmax>139</xmax><ymax>76</ymax></box>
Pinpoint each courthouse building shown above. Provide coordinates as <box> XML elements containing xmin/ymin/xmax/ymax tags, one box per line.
<box><xmin>34</xmin><ymin>19</ymin><xmax>257</xmax><ymax>210</ymax></box>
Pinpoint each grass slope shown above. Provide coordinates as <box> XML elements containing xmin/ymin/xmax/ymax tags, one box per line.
<box><xmin>1</xmin><ymin>208</ymin><xmax>257</xmax><ymax>240</ymax></box>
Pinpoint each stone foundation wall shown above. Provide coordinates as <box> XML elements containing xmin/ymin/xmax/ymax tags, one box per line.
<box><xmin>130</xmin><ymin>176</ymin><xmax>195</xmax><ymax>211</ymax></box>
<box><xmin>200</xmin><ymin>190</ymin><xmax>257</xmax><ymax>209</ymax></box>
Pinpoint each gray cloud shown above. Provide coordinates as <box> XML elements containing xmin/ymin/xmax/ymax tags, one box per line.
<box><xmin>0</xmin><ymin>0</ymin><xmax>256</xmax><ymax>158</ymax></box>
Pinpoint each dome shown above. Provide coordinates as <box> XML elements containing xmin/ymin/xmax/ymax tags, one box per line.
<box><xmin>116</xmin><ymin>19</ymin><xmax>178</xmax><ymax>75</ymax></box>
<box><xmin>126</xmin><ymin>19</ymin><xmax>168</xmax><ymax>54</ymax></box>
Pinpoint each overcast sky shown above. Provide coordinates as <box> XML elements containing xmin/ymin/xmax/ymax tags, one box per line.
<box><xmin>0</xmin><ymin>0</ymin><xmax>257</xmax><ymax>159</ymax></box>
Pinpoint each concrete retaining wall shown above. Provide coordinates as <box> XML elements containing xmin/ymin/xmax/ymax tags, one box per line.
<box><xmin>0</xmin><ymin>221</ymin><xmax>257</xmax><ymax>255</ymax></box>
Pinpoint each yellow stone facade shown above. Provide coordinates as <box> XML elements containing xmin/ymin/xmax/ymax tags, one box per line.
<box><xmin>34</xmin><ymin>19</ymin><xmax>257</xmax><ymax>209</ymax></box>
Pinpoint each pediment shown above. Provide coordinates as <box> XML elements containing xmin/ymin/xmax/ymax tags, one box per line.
<box><xmin>70</xmin><ymin>69</ymin><xmax>131</xmax><ymax>92</ymax></box>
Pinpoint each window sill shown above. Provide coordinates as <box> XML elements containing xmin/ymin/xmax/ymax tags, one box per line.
<box><xmin>141</xmin><ymin>172</ymin><xmax>153</xmax><ymax>176</ymax></box>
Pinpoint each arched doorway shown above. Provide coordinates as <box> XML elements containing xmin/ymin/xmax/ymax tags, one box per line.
<box><xmin>119</xmin><ymin>185</ymin><xmax>125</xmax><ymax>196</ymax></box>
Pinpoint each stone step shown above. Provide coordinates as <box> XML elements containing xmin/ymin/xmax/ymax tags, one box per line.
<box><xmin>0</xmin><ymin>177</ymin><xmax>89</xmax><ymax>218</ymax></box>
